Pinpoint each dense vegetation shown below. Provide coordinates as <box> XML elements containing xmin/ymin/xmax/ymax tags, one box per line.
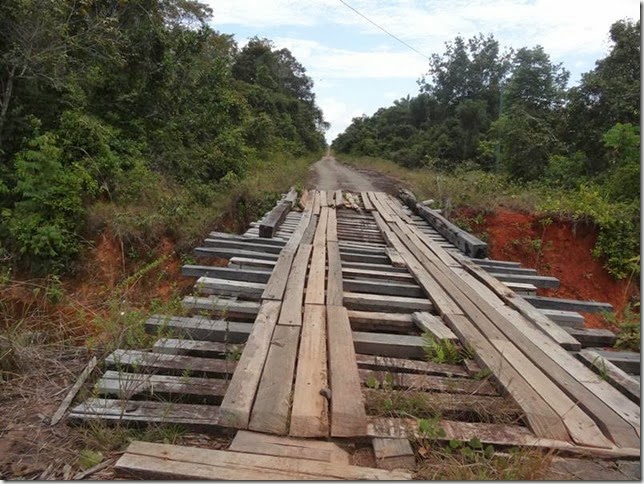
<box><xmin>333</xmin><ymin>20</ymin><xmax>640</xmax><ymax>279</ymax></box>
<box><xmin>0</xmin><ymin>0</ymin><xmax>327</xmax><ymax>275</ymax></box>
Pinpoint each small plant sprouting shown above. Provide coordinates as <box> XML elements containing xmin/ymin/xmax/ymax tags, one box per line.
<box><xmin>422</xmin><ymin>333</ymin><xmax>471</xmax><ymax>365</ymax></box>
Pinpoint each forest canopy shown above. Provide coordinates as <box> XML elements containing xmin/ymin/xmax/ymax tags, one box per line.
<box><xmin>0</xmin><ymin>0</ymin><xmax>327</xmax><ymax>274</ymax></box>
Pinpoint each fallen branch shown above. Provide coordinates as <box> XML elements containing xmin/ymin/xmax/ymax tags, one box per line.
<box><xmin>73</xmin><ymin>458</ymin><xmax>115</xmax><ymax>480</ymax></box>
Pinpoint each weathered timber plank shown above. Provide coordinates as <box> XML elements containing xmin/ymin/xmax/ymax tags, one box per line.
<box><xmin>203</xmin><ymin>238</ymin><xmax>283</xmax><ymax>254</ymax></box>
<box><xmin>385</xmin><ymin>247</ymin><xmax>406</xmax><ymax>267</ymax></box>
<box><xmin>115</xmin><ymin>441</ymin><xmax>411</xmax><ymax>480</ymax></box>
<box><xmin>182</xmin><ymin>265</ymin><xmax>271</xmax><ymax>283</ymax></box>
<box><xmin>343</xmin><ymin>278</ymin><xmax>424</xmax><ymax>298</ymax></box>
<box><xmin>578</xmin><ymin>350</ymin><xmax>640</xmax><ymax>404</ymax></box>
<box><xmin>523</xmin><ymin>294</ymin><xmax>613</xmax><ymax>313</ymax></box>
<box><xmin>181</xmin><ymin>296</ymin><xmax>260</xmax><ymax>318</ymax></box>
<box><xmin>540</xmin><ymin>309</ymin><xmax>585</xmax><ymax>328</ymax></box>
<box><xmin>342</xmin><ymin>267</ymin><xmax>414</xmax><ymax>282</ymax></box>
<box><xmin>152</xmin><ymin>338</ymin><xmax>229</xmax><ymax>357</ymax></box>
<box><xmin>249</xmin><ymin>324</ymin><xmax>301</xmax><ymax>435</ymax></box>
<box><xmin>592</xmin><ymin>350</ymin><xmax>640</xmax><ymax>375</ymax></box>
<box><xmin>305</xmin><ymin>207</ymin><xmax>328</xmax><ymax>305</ymax></box>
<box><xmin>356</xmin><ymin>353</ymin><xmax>468</xmax><ymax>377</ymax></box>
<box><xmin>327</xmin><ymin>305</ymin><xmax>367</xmax><ymax>437</ymax></box>
<box><xmin>367</xmin><ymin>418</ymin><xmax>640</xmax><ymax>459</ymax></box>
<box><xmin>359</xmin><ymin>369</ymin><xmax>498</xmax><ymax>396</ymax></box>
<box><xmin>372</xmin><ymin>438</ymin><xmax>415</xmax><ymax>470</ymax></box>
<box><xmin>230</xmin><ymin>430</ymin><xmax>348</xmax><ymax>463</ymax></box>
<box><xmin>565</xmin><ymin>327</ymin><xmax>616</xmax><ymax>347</ymax></box>
<box><xmin>96</xmin><ymin>370</ymin><xmax>227</xmax><ymax>404</ymax></box>
<box><xmin>347</xmin><ymin>310</ymin><xmax>415</xmax><ymax>333</ymax></box>
<box><xmin>312</xmin><ymin>190</ymin><xmax>321</xmax><ymax>215</ymax></box>
<box><xmin>50</xmin><ymin>356</ymin><xmax>98</xmax><ymax>426</ymax></box>
<box><xmin>105</xmin><ymin>349</ymin><xmax>236</xmax><ymax>377</ymax></box>
<box><xmin>278</xmin><ymin>244</ymin><xmax>313</xmax><ymax>326</ymax></box>
<box><xmin>70</xmin><ymin>398</ymin><xmax>223</xmax><ymax>429</ymax></box>
<box><xmin>340</xmin><ymin>251</ymin><xmax>390</xmax><ymax>264</ymax></box>
<box><xmin>195</xmin><ymin>276</ymin><xmax>265</xmax><ymax>299</ymax></box>
<box><xmin>218</xmin><ymin>300</ymin><xmax>281</xmax><ymax>428</ymax></box>
<box><xmin>342</xmin><ymin>261</ymin><xmax>410</xmax><ymax>273</ymax></box>
<box><xmin>319</xmin><ymin>190</ymin><xmax>328</xmax><ymax>207</ymax></box>
<box><xmin>208</xmin><ymin>231</ymin><xmax>286</xmax><ymax>246</ymax></box>
<box><xmin>195</xmin><ymin>246</ymin><xmax>278</xmax><ymax>261</ymax></box>
<box><xmin>493</xmin><ymin>339</ymin><xmax>613</xmax><ymax>449</ymax></box>
<box><xmin>415</xmin><ymin>204</ymin><xmax>488</xmax><ymax>258</ymax></box>
<box><xmin>343</xmin><ymin>292</ymin><xmax>433</xmax><ymax>313</ymax></box>
<box><xmin>490</xmin><ymin>272</ymin><xmax>560</xmax><ymax>289</ymax></box>
<box><xmin>290</xmin><ymin>304</ymin><xmax>329</xmax><ymax>437</ymax></box>
<box><xmin>352</xmin><ymin>331</ymin><xmax>426</xmax><ymax>359</ymax></box>
<box><xmin>145</xmin><ymin>315</ymin><xmax>252</xmax><ymax>343</ymax></box>
<box><xmin>229</xmin><ymin>257</ymin><xmax>278</xmax><ymax>271</ymax></box>
<box><xmin>412</xmin><ymin>312</ymin><xmax>458</xmax><ymax>341</ymax></box>
<box><xmin>361</xmin><ymin>192</ymin><xmax>375</xmax><ymax>211</ymax></box>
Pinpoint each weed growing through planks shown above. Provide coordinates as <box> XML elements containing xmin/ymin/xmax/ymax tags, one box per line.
<box><xmin>422</xmin><ymin>333</ymin><xmax>472</xmax><ymax>365</ymax></box>
<box><xmin>590</xmin><ymin>356</ymin><xmax>609</xmax><ymax>381</ymax></box>
<box><xmin>225</xmin><ymin>344</ymin><xmax>242</xmax><ymax>361</ymax></box>
<box><xmin>603</xmin><ymin>302</ymin><xmax>641</xmax><ymax>352</ymax></box>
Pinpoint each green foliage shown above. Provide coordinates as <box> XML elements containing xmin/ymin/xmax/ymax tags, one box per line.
<box><xmin>423</xmin><ymin>333</ymin><xmax>472</xmax><ymax>364</ymax></box>
<box><xmin>0</xmin><ymin>1</ymin><xmax>325</xmax><ymax>276</ymax></box>
<box><xmin>604</xmin><ymin>303</ymin><xmax>641</xmax><ymax>351</ymax></box>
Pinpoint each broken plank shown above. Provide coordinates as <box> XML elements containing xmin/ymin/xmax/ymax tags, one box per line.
<box><xmin>356</xmin><ymin>353</ymin><xmax>468</xmax><ymax>377</ymax></box>
<box><xmin>385</xmin><ymin>247</ymin><xmax>406</xmax><ymax>268</ymax></box>
<box><xmin>327</xmin><ymin>305</ymin><xmax>367</xmax><ymax>437</ymax></box>
<box><xmin>218</xmin><ymin>300</ymin><xmax>281</xmax><ymax>429</ymax></box>
<box><xmin>290</xmin><ymin>304</ymin><xmax>329</xmax><ymax>438</ymax></box>
<box><xmin>412</xmin><ymin>312</ymin><xmax>458</xmax><ymax>342</ymax></box>
<box><xmin>50</xmin><ymin>356</ymin><xmax>98</xmax><ymax>426</ymax></box>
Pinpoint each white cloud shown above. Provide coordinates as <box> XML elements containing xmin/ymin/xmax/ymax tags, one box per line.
<box><xmin>318</xmin><ymin>97</ymin><xmax>365</xmax><ymax>141</ymax></box>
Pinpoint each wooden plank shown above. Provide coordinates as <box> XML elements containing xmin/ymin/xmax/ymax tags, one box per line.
<box><xmin>458</xmin><ymin>259</ymin><xmax>581</xmax><ymax>350</ymax></box>
<box><xmin>367</xmin><ymin>418</ymin><xmax>640</xmax><ymax>459</ymax></box>
<box><xmin>319</xmin><ymin>190</ymin><xmax>328</xmax><ymax>207</ymax></box>
<box><xmin>412</xmin><ymin>312</ymin><xmax>458</xmax><ymax>342</ymax></box>
<box><xmin>347</xmin><ymin>310</ymin><xmax>415</xmax><ymax>333</ymax></box>
<box><xmin>230</xmin><ymin>430</ymin><xmax>349</xmax><ymax>464</ymax></box>
<box><xmin>208</xmin><ymin>231</ymin><xmax>286</xmax><ymax>246</ymax></box>
<box><xmin>372</xmin><ymin>438</ymin><xmax>415</xmax><ymax>470</ymax></box>
<box><xmin>195</xmin><ymin>246</ymin><xmax>279</xmax><ymax>261</ymax></box>
<box><xmin>344</xmin><ymin>279</ymin><xmax>424</xmax><ymax>298</ymax></box>
<box><xmin>290</xmin><ymin>304</ymin><xmax>329</xmax><ymax>437</ymax></box>
<box><xmin>182</xmin><ymin>265</ymin><xmax>271</xmax><ymax>283</ymax></box>
<box><xmin>306</xmin><ymin>207</ymin><xmax>328</xmax><ymax>305</ymax></box>
<box><xmin>493</xmin><ymin>339</ymin><xmax>613</xmax><ymax>448</ymax></box>
<box><xmin>361</xmin><ymin>192</ymin><xmax>375</xmax><ymax>211</ymax></box>
<box><xmin>578</xmin><ymin>350</ymin><xmax>640</xmax><ymax>404</ymax></box>
<box><xmin>353</xmin><ymin>331</ymin><xmax>425</xmax><ymax>359</ymax></box>
<box><xmin>115</xmin><ymin>441</ymin><xmax>411</xmax><ymax>480</ymax></box>
<box><xmin>278</xmin><ymin>244</ymin><xmax>312</xmax><ymax>326</ymax></box>
<box><xmin>343</xmin><ymin>292</ymin><xmax>433</xmax><ymax>313</ymax></box>
<box><xmin>284</xmin><ymin>186</ymin><xmax>298</xmax><ymax>205</ymax></box>
<box><xmin>182</xmin><ymin>296</ymin><xmax>260</xmax><ymax>318</ymax></box>
<box><xmin>298</xmin><ymin>189</ymin><xmax>309</xmax><ymax>210</ymax></box>
<box><xmin>342</xmin><ymin>267</ymin><xmax>414</xmax><ymax>283</ymax></box>
<box><xmin>327</xmin><ymin>305</ymin><xmax>367</xmax><ymax>437</ymax></box>
<box><xmin>50</xmin><ymin>356</ymin><xmax>98</xmax><ymax>426</ymax></box>
<box><xmin>540</xmin><ymin>309</ymin><xmax>585</xmax><ymax>328</ymax></box>
<box><xmin>249</xmin><ymin>324</ymin><xmax>301</xmax><ymax>435</ymax></box>
<box><xmin>415</xmin><ymin>204</ymin><xmax>488</xmax><ymax>258</ymax></box>
<box><xmin>327</xmin><ymin>242</ymin><xmax>344</xmax><ymax>306</ymax></box>
<box><xmin>385</xmin><ymin>247</ymin><xmax>406</xmax><ymax>267</ymax></box>
<box><xmin>195</xmin><ymin>277</ymin><xmax>265</xmax><ymax>299</ymax></box>
<box><xmin>342</xmin><ymin>261</ymin><xmax>410</xmax><ymax>273</ymax></box>
<box><xmin>359</xmin><ymin>369</ymin><xmax>498</xmax><ymax>396</ymax></box>
<box><xmin>203</xmin><ymin>238</ymin><xmax>283</xmax><ymax>254</ymax></box>
<box><xmin>152</xmin><ymin>338</ymin><xmax>230</xmax><ymax>357</ymax></box>
<box><xmin>367</xmin><ymin>192</ymin><xmax>394</xmax><ymax>222</ymax></box>
<box><xmin>145</xmin><ymin>315</ymin><xmax>252</xmax><ymax>343</ymax></box>
<box><xmin>592</xmin><ymin>350</ymin><xmax>640</xmax><ymax>375</ymax></box>
<box><xmin>355</xmin><ymin>353</ymin><xmax>468</xmax><ymax>377</ymax></box>
<box><xmin>334</xmin><ymin>189</ymin><xmax>343</xmax><ymax>207</ymax></box>
<box><xmin>96</xmin><ymin>371</ymin><xmax>227</xmax><ymax>404</ymax></box>
<box><xmin>490</xmin><ymin>272</ymin><xmax>560</xmax><ymax>289</ymax></box>
<box><xmin>459</xmin><ymin>260</ymin><xmax>640</xmax><ymax>446</ymax></box>
<box><xmin>565</xmin><ymin>327</ymin><xmax>616</xmax><ymax>347</ymax></box>
<box><xmin>229</xmin><ymin>257</ymin><xmax>277</xmax><ymax>271</ymax></box>
<box><xmin>312</xmin><ymin>190</ymin><xmax>321</xmax><ymax>215</ymax></box>
<box><xmin>218</xmin><ymin>300</ymin><xmax>281</xmax><ymax>428</ymax></box>
<box><xmin>105</xmin><ymin>349</ymin><xmax>236</xmax><ymax>378</ymax></box>
<box><xmin>523</xmin><ymin>295</ymin><xmax>613</xmax><ymax>313</ymax></box>
<box><xmin>70</xmin><ymin>398</ymin><xmax>223</xmax><ymax>429</ymax></box>
<box><xmin>340</xmin><ymin>251</ymin><xmax>390</xmax><ymax>264</ymax></box>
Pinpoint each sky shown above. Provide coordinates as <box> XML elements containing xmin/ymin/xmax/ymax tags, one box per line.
<box><xmin>204</xmin><ymin>0</ymin><xmax>639</xmax><ymax>143</ymax></box>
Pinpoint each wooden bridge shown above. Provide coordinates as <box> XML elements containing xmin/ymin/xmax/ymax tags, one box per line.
<box><xmin>69</xmin><ymin>189</ymin><xmax>640</xmax><ymax>479</ymax></box>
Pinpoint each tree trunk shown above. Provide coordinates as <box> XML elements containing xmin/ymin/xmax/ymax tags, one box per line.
<box><xmin>0</xmin><ymin>65</ymin><xmax>16</xmax><ymax>150</ymax></box>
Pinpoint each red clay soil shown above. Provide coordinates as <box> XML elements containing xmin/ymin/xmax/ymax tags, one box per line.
<box><xmin>457</xmin><ymin>207</ymin><xmax>640</xmax><ymax>330</ymax></box>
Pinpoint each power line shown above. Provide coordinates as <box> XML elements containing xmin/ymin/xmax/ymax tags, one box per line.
<box><xmin>337</xmin><ymin>0</ymin><xmax>429</xmax><ymax>61</ymax></box>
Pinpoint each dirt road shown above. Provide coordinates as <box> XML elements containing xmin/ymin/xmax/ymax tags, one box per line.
<box><xmin>308</xmin><ymin>155</ymin><xmax>377</xmax><ymax>191</ymax></box>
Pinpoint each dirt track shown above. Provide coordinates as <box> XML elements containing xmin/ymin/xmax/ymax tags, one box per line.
<box><xmin>307</xmin><ymin>155</ymin><xmax>401</xmax><ymax>193</ymax></box>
